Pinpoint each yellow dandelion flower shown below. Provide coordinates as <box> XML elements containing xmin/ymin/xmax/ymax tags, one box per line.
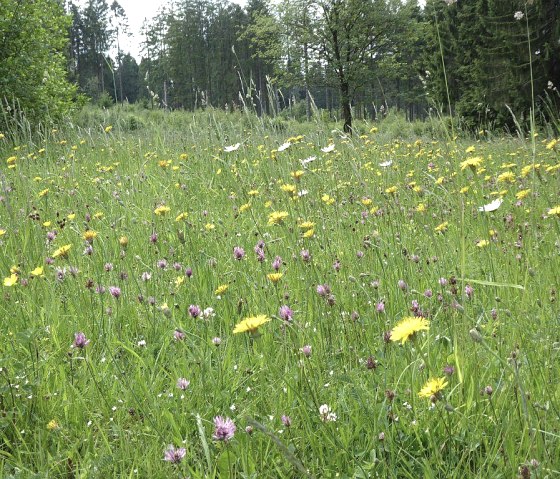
<box><xmin>416</xmin><ymin>203</ymin><xmax>426</xmax><ymax>213</ymax></box>
<box><xmin>465</xmin><ymin>146</ymin><xmax>476</xmax><ymax>153</ymax></box>
<box><xmin>6</xmin><ymin>156</ymin><xmax>17</xmax><ymax>165</ymax></box>
<box><xmin>38</xmin><ymin>189</ymin><xmax>49</xmax><ymax>198</ymax></box>
<box><xmin>267</xmin><ymin>273</ymin><xmax>283</xmax><ymax>283</ymax></box>
<box><xmin>546</xmin><ymin>139</ymin><xmax>558</xmax><ymax>150</ymax></box>
<box><xmin>52</xmin><ymin>244</ymin><xmax>72</xmax><ymax>258</ymax></box>
<box><xmin>390</xmin><ymin>317</ymin><xmax>430</xmax><ymax>344</ymax></box>
<box><xmin>385</xmin><ymin>186</ymin><xmax>398</xmax><ymax>194</ymax></box>
<box><xmin>298</xmin><ymin>221</ymin><xmax>315</xmax><ymax>230</ymax></box>
<box><xmin>119</xmin><ymin>236</ymin><xmax>129</xmax><ymax>247</ymax></box>
<box><xmin>154</xmin><ymin>206</ymin><xmax>171</xmax><ymax>216</ymax></box>
<box><xmin>158</xmin><ymin>160</ymin><xmax>171</xmax><ymax>168</ymax></box>
<box><xmin>47</xmin><ymin>419</ymin><xmax>60</xmax><ymax>431</ymax></box>
<box><xmin>497</xmin><ymin>171</ymin><xmax>516</xmax><ymax>183</ymax></box>
<box><xmin>516</xmin><ymin>189</ymin><xmax>530</xmax><ymax>200</ymax></box>
<box><xmin>435</xmin><ymin>221</ymin><xmax>448</xmax><ymax>233</ymax></box>
<box><xmin>215</xmin><ymin>284</ymin><xmax>229</xmax><ymax>295</ymax></box>
<box><xmin>3</xmin><ymin>274</ymin><xmax>18</xmax><ymax>287</ymax></box>
<box><xmin>30</xmin><ymin>266</ymin><xmax>44</xmax><ymax>277</ymax></box>
<box><xmin>93</xmin><ymin>212</ymin><xmax>104</xmax><ymax>219</ymax></box>
<box><xmin>205</xmin><ymin>223</ymin><xmax>215</xmax><ymax>231</ymax></box>
<box><xmin>361</xmin><ymin>198</ymin><xmax>372</xmax><ymax>206</ymax></box>
<box><xmin>418</xmin><ymin>377</ymin><xmax>448</xmax><ymax>399</ymax></box>
<box><xmin>435</xmin><ymin>176</ymin><xmax>444</xmax><ymax>185</ymax></box>
<box><xmin>175</xmin><ymin>276</ymin><xmax>185</xmax><ymax>287</ymax></box>
<box><xmin>248</xmin><ymin>190</ymin><xmax>260</xmax><ymax>196</ymax></box>
<box><xmin>322</xmin><ymin>194</ymin><xmax>335</xmax><ymax>205</ymax></box>
<box><xmin>67</xmin><ymin>213</ymin><xmax>76</xmax><ymax>221</ymax></box>
<box><xmin>82</xmin><ymin>230</ymin><xmax>97</xmax><ymax>241</ymax></box>
<box><xmin>460</xmin><ymin>156</ymin><xmax>483</xmax><ymax>171</ymax></box>
<box><xmin>280</xmin><ymin>184</ymin><xmax>297</xmax><ymax>194</ymax></box>
<box><xmin>291</xmin><ymin>170</ymin><xmax>305</xmax><ymax>180</ymax></box>
<box><xmin>547</xmin><ymin>205</ymin><xmax>560</xmax><ymax>216</ymax></box>
<box><xmin>175</xmin><ymin>212</ymin><xmax>188</xmax><ymax>222</ymax></box>
<box><xmin>233</xmin><ymin>315</ymin><xmax>271</xmax><ymax>334</ymax></box>
<box><xmin>0</xmin><ymin>229</ymin><xmax>6</xmax><ymax>236</ymax></box>
<box><xmin>302</xmin><ymin>229</ymin><xmax>314</xmax><ymax>238</ymax></box>
<box><xmin>477</xmin><ymin>239</ymin><xmax>489</xmax><ymax>248</ymax></box>
<box><xmin>104</xmin><ymin>125</ymin><xmax>113</xmax><ymax>133</ymax></box>
<box><xmin>268</xmin><ymin>211</ymin><xmax>289</xmax><ymax>225</ymax></box>
<box><xmin>180</xmin><ymin>153</ymin><xmax>188</xmax><ymax>160</ymax></box>
<box><xmin>460</xmin><ymin>186</ymin><xmax>469</xmax><ymax>194</ymax></box>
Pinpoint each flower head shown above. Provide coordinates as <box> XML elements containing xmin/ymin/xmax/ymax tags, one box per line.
<box><xmin>268</xmin><ymin>211</ymin><xmax>289</xmax><ymax>225</ymax></box>
<box><xmin>164</xmin><ymin>445</ymin><xmax>186</xmax><ymax>463</ymax></box>
<box><xmin>418</xmin><ymin>377</ymin><xmax>448</xmax><ymax>399</ymax></box>
<box><xmin>233</xmin><ymin>315</ymin><xmax>270</xmax><ymax>334</ymax></box>
<box><xmin>213</xmin><ymin>416</ymin><xmax>236</xmax><ymax>441</ymax></box>
<box><xmin>72</xmin><ymin>332</ymin><xmax>90</xmax><ymax>349</ymax></box>
<box><xmin>390</xmin><ymin>316</ymin><xmax>430</xmax><ymax>344</ymax></box>
<box><xmin>53</xmin><ymin>244</ymin><xmax>72</xmax><ymax>259</ymax></box>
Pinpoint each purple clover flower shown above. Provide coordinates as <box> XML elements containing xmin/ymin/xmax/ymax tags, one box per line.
<box><xmin>163</xmin><ymin>445</ymin><xmax>186</xmax><ymax>464</ymax></box>
<box><xmin>72</xmin><ymin>332</ymin><xmax>90</xmax><ymax>349</ymax></box>
<box><xmin>213</xmin><ymin>416</ymin><xmax>236</xmax><ymax>442</ymax></box>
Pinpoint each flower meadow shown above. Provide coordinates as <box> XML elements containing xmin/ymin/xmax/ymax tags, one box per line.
<box><xmin>0</xmin><ymin>114</ymin><xmax>559</xmax><ymax>478</ymax></box>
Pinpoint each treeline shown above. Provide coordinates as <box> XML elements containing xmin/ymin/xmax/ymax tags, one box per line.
<box><xmin>1</xmin><ymin>0</ymin><xmax>559</xmax><ymax>132</ymax></box>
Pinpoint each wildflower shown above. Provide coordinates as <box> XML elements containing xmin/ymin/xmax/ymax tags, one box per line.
<box><xmin>224</xmin><ymin>143</ymin><xmax>241</xmax><ymax>152</ymax></box>
<box><xmin>277</xmin><ymin>142</ymin><xmax>291</xmax><ymax>152</ymax></box>
<box><xmin>52</xmin><ymin>244</ymin><xmax>72</xmax><ymax>258</ymax></box>
<box><xmin>119</xmin><ymin>236</ymin><xmax>128</xmax><ymax>247</ymax></box>
<box><xmin>319</xmin><ymin>404</ymin><xmax>337</xmax><ymax>422</ymax></box>
<box><xmin>47</xmin><ymin>419</ymin><xmax>60</xmax><ymax>431</ymax></box>
<box><xmin>154</xmin><ymin>205</ymin><xmax>171</xmax><ymax>216</ymax></box>
<box><xmin>513</xmin><ymin>11</ymin><xmax>524</xmax><ymax>20</ymax></box>
<box><xmin>379</xmin><ymin>160</ymin><xmax>392</xmax><ymax>167</ymax></box>
<box><xmin>302</xmin><ymin>229</ymin><xmax>314</xmax><ymax>238</ymax></box>
<box><xmin>547</xmin><ymin>205</ymin><xmax>560</xmax><ymax>216</ymax></box>
<box><xmin>175</xmin><ymin>212</ymin><xmax>188</xmax><ymax>222</ymax></box>
<box><xmin>385</xmin><ymin>186</ymin><xmax>398</xmax><ymax>194</ymax></box>
<box><xmin>267</xmin><ymin>272</ymin><xmax>283</xmax><ymax>283</ymax></box>
<box><xmin>233</xmin><ymin>315</ymin><xmax>270</xmax><ymax>334</ymax></box>
<box><xmin>477</xmin><ymin>239</ymin><xmax>489</xmax><ymax>248</ymax></box>
<box><xmin>272</xmin><ymin>256</ymin><xmax>282</xmax><ymax>271</ymax></box>
<box><xmin>300</xmin><ymin>249</ymin><xmax>311</xmax><ymax>262</ymax></box>
<box><xmin>109</xmin><ymin>286</ymin><xmax>121</xmax><ymax>299</ymax></box>
<box><xmin>104</xmin><ymin>125</ymin><xmax>113</xmax><ymax>133</ymax></box>
<box><xmin>546</xmin><ymin>139</ymin><xmax>558</xmax><ymax>150</ymax></box>
<box><xmin>163</xmin><ymin>445</ymin><xmax>186</xmax><ymax>463</ymax></box>
<box><xmin>233</xmin><ymin>246</ymin><xmax>245</xmax><ymax>260</ymax></box>
<box><xmin>390</xmin><ymin>317</ymin><xmax>430</xmax><ymax>344</ymax></box>
<box><xmin>497</xmin><ymin>171</ymin><xmax>515</xmax><ymax>183</ymax></box>
<box><xmin>418</xmin><ymin>377</ymin><xmax>448</xmax><ymax>399</ymax></box>
<box><xmin>443</xmin><ymin>365</ymin><xmax>455</xmax><ymax>376</ymax></box>
<box><xmin>281</xmin><ymin>415</ymin><xmax>292</xmax><ymax>427</ymax></box>
<box><xmin>268</xmin><ymin>211</ymin><xmax>289</xmax><ymax>225</ymax></box>
<box><xmin>174</xmin><ymin>330</ymin><xmax>186</xmax><ymax>341</ymax></box>
<box><xmin>301</xmin><ymin>345</ymin><xmax>312</xmax><ymax>357</ymax></box>
<box><xmin>215</xmin><ymin>284</ymin><xmax>229</xmax><ymax>295</ymax></box>
<box><xmin>434</xmin><ymin>221</ymin><xmax>448</xmax><ymax>233</ymax></box>
<box><xmin>30</xmin><ymin>266</ymin><xmax>44</xmax><ymax>277</ymax></box>
<box><xmin>316</xmin><ymin>284</ymin><xmax>331</xmax><ymax>297</ymax></box>
<box><xmin>279</xmin><ymin>305</ymin><xmax>293</xmax><ymax>321</ymax></box>
<box><xmin>3</xmin><ymin>274</ymin><xmax>18</xmax><ymax>287</ymax></box>
<box><xmin>516</xmin><ymin>189</ymin><xmax>530</xmax><ymax>200</ymax></box>
<box><xmin>212</xmin><ymin>337</ymin><xmax>222</xmax><ymax>346</ymax></box>
<box><xmin>460</xmin><ymin>156</ymin><xmax>483</xmax><ymax>171</ymax></box>
<box><xmin>176</xmin><ymin>378</ymin><xmax>190</xmax><ymax>390</ymax></box>
<box><xmin>213</xmin><ymin>416</ymin><xmax>236</xmax><ymax>441</ymax></box>
<box><xmin>291</xmin><ymin>170</ymin><xmax>304</xmax><ymax>180</ymax></box>
<box><xmin>464</xmin><ymin>284</ymin><xmax>474</xmax><ymax>299</ymax></box>
<box><xmin>188</xmin><ymin>305</ymin><xmax>201</xmax><ymax>318</ymax></box>
<box><xmin>397</xmin><ymin>279</ymin><xmax>408</xmax><ymax>291</ymax></box>
<box><xmin>72</xmin><ymin>332</ymin><xmax>90</xmax><ymax>349</ymax></box>
<box><xmin>38</xmin><ymin>189</ymin><xmax>49</xmax><ymax>198</ymax></box>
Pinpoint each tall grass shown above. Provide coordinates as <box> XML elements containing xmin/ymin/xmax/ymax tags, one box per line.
<box><xmin>0</xmin><ymin>106</ymin><xmax>558</xmax><ymax>477</ymax></box>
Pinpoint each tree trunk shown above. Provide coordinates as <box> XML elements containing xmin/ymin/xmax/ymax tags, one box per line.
<box><xmin>340</xmin><ymin>75</ymin><xmax>352</xmax><ymax>134</ymax></box>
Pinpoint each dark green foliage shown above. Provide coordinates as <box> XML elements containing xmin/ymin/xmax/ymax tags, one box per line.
<box><xmin>424</xmin><ymin>0</ymin><xmax>560</xmax><ymax>129</ymax></box>
<box><xmin>0</xmin><ymin>0</ymin><xmax>78</xmax><ymax>131</ymax></box>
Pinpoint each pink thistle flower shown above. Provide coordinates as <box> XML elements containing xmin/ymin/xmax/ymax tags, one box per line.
<box><xmin>163</xmin><ymin>445</ymin><xmax>186</xmax><ymax>463</ymax></box>
<box><xmin>213</xmin><ymin>416</ymin><xmax>236</xmax><ymax>442</ymax></box>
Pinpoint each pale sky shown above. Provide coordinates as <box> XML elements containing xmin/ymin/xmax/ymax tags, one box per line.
<box><xmin>76</xmin><ymin>0</ymin><xmax>247</xmax><ymax>60</ymax></box>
